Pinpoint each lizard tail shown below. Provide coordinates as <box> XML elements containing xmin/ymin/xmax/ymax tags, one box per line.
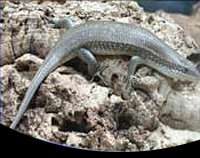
<box><xmin>10</xmin><ymin>56</ymin><xmax>60</xmax><ymax>129</ymax></box>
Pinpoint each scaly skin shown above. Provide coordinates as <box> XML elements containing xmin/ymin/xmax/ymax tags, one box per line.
<box><xmin>10</xmin><ymin>20</ymin><xmax>200</xmax><ymax>129</ymax></box>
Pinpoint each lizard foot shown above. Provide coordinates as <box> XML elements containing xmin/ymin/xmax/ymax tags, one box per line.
<box><xmin>123</xmin><ymin>75</ymin><xmax>138</xmax><ymax>90</ymax></box>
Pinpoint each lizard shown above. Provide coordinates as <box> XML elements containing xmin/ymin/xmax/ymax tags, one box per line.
<box><xmin>10</xmin><ymin>17</ymin><xmax>200</xmax><ymax>129</ymax></box>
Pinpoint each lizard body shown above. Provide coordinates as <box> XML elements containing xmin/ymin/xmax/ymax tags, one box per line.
<box><xmin>10</xmin><ymin>20</ymin><xmax>200</xmax><ymax>129</ymax></box>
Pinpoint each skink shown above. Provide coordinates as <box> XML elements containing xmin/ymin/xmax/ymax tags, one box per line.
<box><xmin>10</xmin><ymin>20</ymin><xmax>200</xmax><ymax>129</ymax></box>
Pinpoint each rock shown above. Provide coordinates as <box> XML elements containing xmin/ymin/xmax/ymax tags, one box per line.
<box><xmin>160</xmin><ymin>87</ymin><xmax>200</xmax><ymax>132</ymax></box>
<box><xmin>143</xmin><ymin>123</ymin><xmax>200</xmax><ymax>150</ymax></box>
<box><xmin>1</xmin><ymin>1</ymin><xmax>200</xmax><ymax>151</ymax></box>
<box><xmin>66</xmin><ymin>132</ymin><xmax>87</xmax><ymax>147</ymax></box>
<box><xmin>168</xmin><ymin>2</ymin><xmax>200</xmax><ymax>49</ymax></box>
<box><xmin>15</xmin><ymin>54</ymin><xmax>43</xmax><ymax>71</ymax></box>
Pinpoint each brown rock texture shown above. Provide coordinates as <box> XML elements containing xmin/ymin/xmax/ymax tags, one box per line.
<box><xmin>1</xmin><ymin>1</ymin><xmax>200</xmax><ymax>151</ymax></box>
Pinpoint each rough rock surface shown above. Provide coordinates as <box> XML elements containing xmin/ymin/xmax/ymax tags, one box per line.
<box><xmin>169</xmin><ymin>1</ymin><xmax>200</xmax><ymax>49</ymax></box>
<box><xmin>1</xmin><ymin>1</ymin><xmax>200</xmax><ymax>151</ymax></box>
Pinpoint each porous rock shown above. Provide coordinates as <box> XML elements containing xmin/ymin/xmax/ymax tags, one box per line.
<box><xmin>1</xmin><ymin>1</ymin><xmax>200</xmax><ymax>151</ymax></box>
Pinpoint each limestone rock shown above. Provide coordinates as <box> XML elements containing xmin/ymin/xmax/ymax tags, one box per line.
<box><xmin>1</xmin><ymin>1</ymin><xmax>200</xmax><ymax>151</ymax></box>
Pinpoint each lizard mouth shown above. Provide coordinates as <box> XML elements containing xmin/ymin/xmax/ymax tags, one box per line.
<box><xmin>196</xmin><ymin>63</ymin><xmax>200</xmax><ymax>76</ymax></box>
<box><xmin>191</xmin><ymin>65</ymin><xmax>200</xmax><ymax>82</ymax></box>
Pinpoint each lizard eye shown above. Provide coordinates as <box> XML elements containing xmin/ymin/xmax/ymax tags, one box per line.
<box><xmin>178</xmin><ymin>66</ymin><xmax>188</xmax><ymax>74</ymax></box>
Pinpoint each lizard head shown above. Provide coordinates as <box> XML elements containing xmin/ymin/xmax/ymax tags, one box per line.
<box><xmin>181</xmin><ymin>53</ymin><xmax>200</xmax><ymax>83</ymax></box>
<box><xmin>194</xmin><ymin>63</ymin><xmax>200</xmax><ymax>82</ymax></box>
<box><xmin>183</xmin><ymin>64</ymin><xmax>200</xmax><ymax>83</ymax></box>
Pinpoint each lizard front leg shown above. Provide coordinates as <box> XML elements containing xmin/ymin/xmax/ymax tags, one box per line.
<box><xmin>46</xmin><ymin>16</ymin><xmax>74</xmax><ymax>31</ymax></box>
<box><xmin>126</xmin><ymin>55</ymin><xmax>173</xmax><ymax>99</ymax></box>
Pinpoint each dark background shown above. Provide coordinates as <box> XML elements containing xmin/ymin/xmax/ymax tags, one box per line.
<box><xmin>135</xmin><ymin>0</ymin><xmax>199</xmax><ymax>15</ymax></box>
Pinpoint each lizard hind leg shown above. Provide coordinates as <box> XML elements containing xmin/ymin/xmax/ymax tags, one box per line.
<box><xmin>47</xmin><ymin>16</ymin><xmax>107</xmax><ymax>85</ymax></box>
<box><xmin>77</xmin><ymin>48</ymin><xmax>99</xmax><ymax>78</ymax></box>
<box><xmin>124</xmin><ymin>56</ymin><xmax>144</xmax><ymax>89</ymax></box>
<box><xmin>77</xmin><ymin>48</ymin><xmax>108</xmax><ymax>86</ymax></box>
